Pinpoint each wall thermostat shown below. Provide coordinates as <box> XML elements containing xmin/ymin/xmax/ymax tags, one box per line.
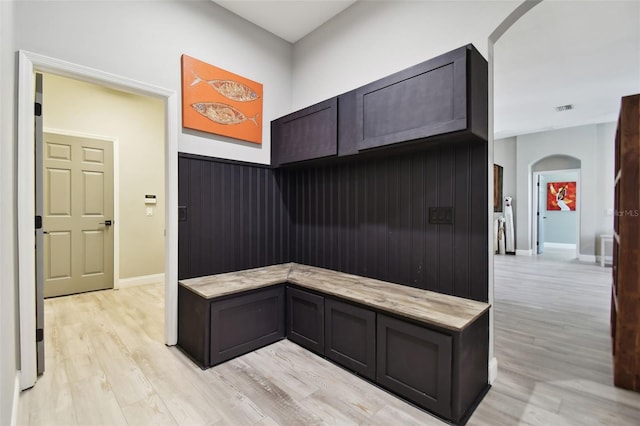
<box><xmin>145</xmin><ymin>194</ymin><xmax>157</xmax><ymax>205</ymax></box>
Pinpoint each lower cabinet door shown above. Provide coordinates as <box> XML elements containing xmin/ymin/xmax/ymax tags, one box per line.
<box><xmin>325</xmin><ymin>298</ymin><xmax>376</xmax><ymax>380</ymax></box>
<box><xmin>210</xmin><ymin>286</ymin><xmax>284</xmax><ymax>365</ymax></box>
<box><xmin>377</xmin><ymin>314</ymin><xmax>452</xmax><ymax>418</ymax></box>
<box><xmin>286</xmin><ymin>286</ymin><xmax>324</xmax><ymax>354</ymax></box>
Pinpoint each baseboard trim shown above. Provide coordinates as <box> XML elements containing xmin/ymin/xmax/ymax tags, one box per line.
<box><xmin>578</xmin><ymin>254</ymin><xmax>597</xmax><ymax>263</ymax></box>
<box><xmin>488</xmin><ymin>357</ymin><xmax>498</xmax><ymax>384</ymax></box>
<box><xmin>515</xmin><ymin>249</ymin><xmax>532</xmax><ymax>256</ymax></box>
<box><xmin>118</xmin><ymin>273</ymin><xmax>165</xmax><ymax>289</ymax></box>
<box><xmin>597</xmin><ymin>255</ymin><xmax>613</xmax><ymax>266</ymax></box>
<box><xmin>544</xmin><ymin>242</ymin><xmax>576</xmax><ymax>249</ymax></box>
<box><xmin>11</xmin><ymin>372</ymin><xmax>20</xmax><ymax>426</ymax></box>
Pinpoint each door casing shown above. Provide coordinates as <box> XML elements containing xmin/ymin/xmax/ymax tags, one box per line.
<box><xmin>18</xmin><ymin>50</ymin><xmax>179</xmax><ymax>390</ymax></box>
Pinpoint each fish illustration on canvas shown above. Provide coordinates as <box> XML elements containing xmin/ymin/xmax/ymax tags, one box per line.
<box><xmin>191</xmin><ymin>71</ymin><xmax>259</xmax><ymax>102</ymax></box>
<box><xmin>192</xmin><ymin>102</ymin><xmax>259</xmax><ymax>126</ymax></box>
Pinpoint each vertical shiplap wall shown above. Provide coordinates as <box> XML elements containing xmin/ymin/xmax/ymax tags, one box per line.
<box><xmin>178</xmin><ymin>141</ymin><xmax>487</xmax><ymax>302</ymax></box>
<box><xmin>178</xmin><ymin>155</ymin><xmax>290</xmax><ymax>279</ymax></box>
<box><xmin>286</xmin><ymin>143</ymin><xmax>488</xmax><ymax>302</ymax></box>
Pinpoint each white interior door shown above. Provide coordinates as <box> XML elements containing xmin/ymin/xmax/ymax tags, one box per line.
<box><xmin>43</xmin><ymin>132</ymin><xmax>114</xmax><ymax>297</ymax></box>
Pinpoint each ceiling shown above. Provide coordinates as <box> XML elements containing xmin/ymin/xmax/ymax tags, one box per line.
<box><xmin>213</xmin><ymin>0</ymin><xmax>640</xmax><ymax>139</ymax></box>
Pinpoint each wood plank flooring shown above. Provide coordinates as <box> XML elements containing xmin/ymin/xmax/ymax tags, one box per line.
<box><xmin>16</xmin><ymin>253</ymin><xmax>640</xmax><ymax>425</ymax></box>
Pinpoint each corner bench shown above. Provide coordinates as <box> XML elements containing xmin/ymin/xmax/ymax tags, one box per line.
<box><xmin>178</xmin><ymin>263</ymin><xmax>490</xmax><ymax>425</ymax></box>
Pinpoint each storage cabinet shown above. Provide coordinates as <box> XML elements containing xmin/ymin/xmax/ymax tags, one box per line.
<box><xmin>325</xmin><ymin>298</ymin><xmax>376</xmax><ymax>380</ymax></box>
<box><xmin>271</xmin><ymin>98</ymin><xmax>338</xmax><ymax>166</ymax></box>
<box><xmin>355</xmin><ymin>45</ymin><xmax>487</xmax><ymax>152</ymax></box>
<box><xmin>377</xmin><ymin>314</ymin><xmax>452</xmax><ymax>417</ymax></box>
<box><xmin>210</xmin><ymin>286</ymin><xmax>285</xmax><ymax>365</ymax></box>
<box><xmin>611</xmin><ymin>93</ymin><xmax>640</xmax><ymax>392</ymax></box>
<box><xmin>286</xmin><ymin>286</ymin><xmax>324</xmax><ymax>355</ymax></box>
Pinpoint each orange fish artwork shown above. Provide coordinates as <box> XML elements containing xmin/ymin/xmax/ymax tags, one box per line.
<box><xmin>192</xmin><ymin>102</ymin><xmax>259</xmax><ymax>126</ymax></box>
<box><xmin>181</xmin><ymin>54</ymin><xmax>263</xmax><ymax>144</ymax></box>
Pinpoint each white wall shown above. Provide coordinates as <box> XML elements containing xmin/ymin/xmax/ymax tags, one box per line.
<box><xmin>43</xmin><ymin>73</ymin><xmax>166</xmax><ymax>280</ymax></box>
<box><xmin>13</xmin><ymin>0</ymin><xmax>292</xmax><ymax>164</ymax></box>
<box><xmin>292</xmin><ymin>0</ymin><xmax>519</xmax><ymax>109</ymax></box>
<box><xmin>1</xmin><ymin>0</ymin><xmax>292</xmax><ymax>421</ymax></box>
<box><xmin>1</xmin><ymin>0</ymin><xmax>19</xmax><ymax>424</ymax></box>
<box><xmin>515</xmin><ymin>123</ymin><xmax>616</xmax><ymax>257</ymax></box>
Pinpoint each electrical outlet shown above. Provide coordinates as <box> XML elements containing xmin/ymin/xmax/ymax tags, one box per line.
<box><xmin>146</xmin><ymin>207</ymin><xmax>153</xmax><ymax>217</ymax></box>
<box><xmin>429</xmin><ymin>207</ymin><xmax>454</xmax><ymax>224</ymax></box>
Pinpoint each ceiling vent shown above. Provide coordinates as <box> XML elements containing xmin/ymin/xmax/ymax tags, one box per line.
<box><xmin>555</xmin><ymin>104</ymin><xmax>574</xmax><ymax>112</ymax></box>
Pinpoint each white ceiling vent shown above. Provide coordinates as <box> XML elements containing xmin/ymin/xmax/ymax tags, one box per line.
<box><xmin>555</xmin><ymin>104</ymin><xmax>574</xmax><ymax>112</ymax></box>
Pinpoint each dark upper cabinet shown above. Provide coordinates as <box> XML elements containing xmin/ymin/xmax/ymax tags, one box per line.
<box><xmin>271</xmin><ymin>44</ymin><xmax>487</xmax><ymax>166</ymax></box>
<box><xmin>271</xmin><ymin>98</ymin><xmax>338</xmax><ymax>166</ymax></box>
<box><xmin>355</xmin><ymin>45</ymin><xmax>487</xmax><ymax>152</ymax></box>
<box><xmin>324</xmin><ymin>298</ymin><xmax>376</xmax><ymax>380</ymax></box>
<box><xmin>286</xmin><ymin>286</ymin><xmax>325</xmax><ymax>355</ymax></box>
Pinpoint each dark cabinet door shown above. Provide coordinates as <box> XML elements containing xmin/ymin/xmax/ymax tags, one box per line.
<box><xmin>286</xmin><ymin>286</ymin><xmax>324</xmax><ymax>354</ymax></box>
<box><xmin>355</xmin><ymin>45</ymin><xmax>486</xmax><ymax>152</ymax></box>
<box><xmin>324</xmin><ymin>298</ymin><xmax>376</xmax><ymax>380</ymax></box>
<box><xmin>272</xmin><ymin>98</ymin><xmax>338</xmax><ymax>166</ymax></box>
<box><xmin>377</xmin><ymin>314</ymin><xmax>452</xmax><ymax>419</ymax></box>
<box><xmin>210</xmin><ymin>286</ymin><xmax>284</xmax><ymax>365</ymax></box>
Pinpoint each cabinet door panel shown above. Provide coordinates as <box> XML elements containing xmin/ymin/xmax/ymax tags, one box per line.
<box><xmin>272</xmin><ymin>98</ymin><xmax>337</xmax><ymax>165</ymax></box>
<box><xmin>377</xmin><ymin>314</ymin><xmax>452</xmax><ymax>418</ymax></box>
<box><xmin>356</xmin><ymin>46</ymin><xmax>467</xmax><ymax>151</ymax></box>
<box><xmin>325</xmin><ymin>298</ymin><xmax>376</xmax><ymax>380</ymax></box>
<box><xmin>286</xmin><ymin>286</ymin><xmax>324</xmax><ymax>354</ymax></box>
<box><xmin>210</xmin><ymin>286</ymin><xmax>284</xmax><ymax>365</ymax></box>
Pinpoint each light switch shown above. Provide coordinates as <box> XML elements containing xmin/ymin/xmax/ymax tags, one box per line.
<box><xmin>146</xmin><ymin>207</ymin><xmax>153</xmax><ymax>217</ymax></box>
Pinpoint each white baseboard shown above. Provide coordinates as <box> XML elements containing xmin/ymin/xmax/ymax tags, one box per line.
<box><xmin>489</xmin><ymin>357</ymin><xmax>498</xmax><ymax>384</ymax></box>
<box><xmin>544</xmin><ymin>242</ymin><xmax>576</xmax><ymax>249</ymax></box>
<box><xmin>118</xmin><ymin>273</ymin><xmax>165</xmax><ymax>289</ymax></box>
<box><xmin>578</xmin><ymin>254</ymin><xmax>597</xmax><ymax>263</ymax></box>
<box><xmin>597</xmin><ymin>255</ymin><xmax>613</xmax><ymax>265</ymax></box>
<box><xmin>515</xmin><ymin>249</ymin><xmax>532</xmax><ymax>256</ymax></box>
<box><xmin>11</xmin><ymin>372</ymin><xmax>20</xmax><ymax>426</ymax></box>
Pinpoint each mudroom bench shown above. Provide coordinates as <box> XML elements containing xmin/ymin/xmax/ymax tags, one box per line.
<box><xmin>178</xmin><ymin>263</ymin><xmax>490</xmax><ymax>424</ymax></box>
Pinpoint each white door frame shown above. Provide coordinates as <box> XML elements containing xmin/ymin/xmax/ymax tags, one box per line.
<box><xmin>43</xmin><ymin>129</ymin><xmax>120</xmax><ymax>288</ymax></box>
<box><xmin>531</xmin><ymin>168</ymin><xmax>581</xmax><ymax>258</ymax></box>
<box><xmin>17</xmin><ymin>51</ymin><xmax>178</xmax><ymax>390</ymax></box>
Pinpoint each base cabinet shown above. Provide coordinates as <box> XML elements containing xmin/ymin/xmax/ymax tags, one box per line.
<box><xmin>377</xmin><ymin>314</ymin><xmax>452</xmax><ymax>418</ymax></box>
<box><xmin>286</xmin><ymin>286</ymin><xmax>324</xmax><ymax>355</ymax></box>
<box><xmin>210</xmin><ymin>286</ymin><xmax>285</xmax><ymax>365</ymax></box>
<box><xmin>325</xmin><ymin>298</ymin><xmax>376</xmax><ymax>380</ymax></box>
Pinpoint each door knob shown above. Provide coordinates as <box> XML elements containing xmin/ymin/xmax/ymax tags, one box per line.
<box><xmin>99</xmin><ymin>220</ymin><xmax>112</xmax><ymax>226</ymax></box>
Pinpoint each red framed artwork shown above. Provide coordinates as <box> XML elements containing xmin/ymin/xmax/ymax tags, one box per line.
<box><xmin>181</xmin><ymin>55</ymin><xmax>263</xmax><ymax>144</ymax></box>
<box><xmin>547</xmin><ymin>181</ymin><xmax>576</xmax><ymax>211</ymax></box>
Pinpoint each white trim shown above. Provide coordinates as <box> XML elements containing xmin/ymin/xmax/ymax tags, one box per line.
<box><xmin>579</xmin><ymin>254</ymin><xmax>597</xmax><ymax>263</ymax></box>
<box><xmin>488</xmin><ymin>357</ymin><xmax>498</xmax><ymax>385</ymax></box>
<box><xmin>516</xmin><ymin>249</ymin><xmax>533</xmax><ymax>256</ymax></box>
<box><xmin>118</xmin><ymin>273</ymin><xmax>165</xmax><ymax>289</ymax></box>
<box><xmin>43</xmin><ymin>128</ymin><xmax>120</xmax><ymax>289</ymax></box>
<box><xmin>18</xmin><ymin>51</ymin><xmax>178</xmax><ymax>391</ymax></box>
<box><xmin>597</xmin><ymin>255</ymin><xmax>613</xmax><ymax>266</ymax></box>
<box><xmin>544</xmin><ymin>242</ymin><xmax>576</xmax><ymax>249</ymax></box>
<box><xmin>10</xmin><ymin>372</ymin><xmax>21</xmax><ymax>426</ymax></box>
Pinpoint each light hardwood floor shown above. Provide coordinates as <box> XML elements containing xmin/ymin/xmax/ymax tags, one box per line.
<box><xmin>16</xmin><ymin>254</ymin><xmax>640</xmax><ymax>425</ymax></box>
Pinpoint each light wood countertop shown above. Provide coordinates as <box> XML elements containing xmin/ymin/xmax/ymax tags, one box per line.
<box><xmin>179</xmin><ymin>263</ymin><xmax>490</xmax><ymax>331</ymax></box>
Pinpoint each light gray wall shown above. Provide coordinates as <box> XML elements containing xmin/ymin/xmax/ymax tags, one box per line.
<box><xmin>291</xmin><ymin>0</ymin><xmax>519</xmax><ymax>109</ymax></box>
<box><xmin>541</xmin><ymin>171</ymin><xmax>579</xmax><ymax>245</ymax></box>
<box><xmin>1</xmin><ymin>1</ymin><xmax>292</xmax><ymax>421</ymax></box>
<box><xmin>494</xmin><ymin>137</ymin><xmax>516</xmax><ymax>216</ymax></box>
<box><xmin>515</xmin><ymin>123</ymin><xmax>615</xmax><ymax>257</ymax></box>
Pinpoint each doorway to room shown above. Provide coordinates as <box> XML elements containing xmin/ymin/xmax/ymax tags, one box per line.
<box><xmin>532</xmin><ymin>168</ymin><xmax>580</xmax><ymax>260</ymax></box>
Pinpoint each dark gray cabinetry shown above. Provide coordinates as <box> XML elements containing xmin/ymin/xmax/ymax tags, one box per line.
<box><xmin>271</xmin><ymin>98</ymin><xmax>338</xmax><ymax>166</ymax></box>
<box><xmin>325</xmin><ymin>298</ymin><xmax>376</xmax><ymax>380</ymax></box>
<box><xmin>377</xmin><ymin>314</ymin><xmax>452</xmax><ymax>418</ymax></box>
<box><xmin>286</xmin><ymin>286</ymin><xmax>324</xmax><ymax>354</ymax></box>
<box><xmin>355</xmin><ymin>45</ymin><xmax>487</xmax><ymax>152</ymax></box>
<box><xmin>209</xmin><ymin>286</ymin><xmax>285</xmax><ymax>365</ymax></box>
